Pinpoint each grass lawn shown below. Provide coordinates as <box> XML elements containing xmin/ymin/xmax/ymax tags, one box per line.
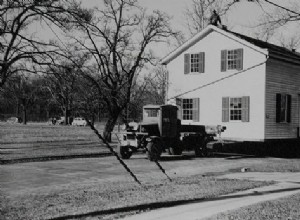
<box><xmin>0</xmin><ymin>122</ymin><xmax>119</xmax><ymax>162</ymax></box>
<box><xmin>1</xmin><ymin>174</ymin><xmax>273</xmax><ymax>220</ymax></box>
<box><xmin>204</xmin><ymin>193</ymin><xmax>300</xmax><ymax>220</ymax></box>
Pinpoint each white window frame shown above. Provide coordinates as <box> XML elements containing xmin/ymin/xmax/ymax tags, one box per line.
<box><xmin>190</xmin><ymin>53</ymin><xmax>200</xmax><ymax>73</ymax></box>
<box><xmin>227</xmin><ymin>49</ymin><xmax>239</xmax><ymax>70</ymax></box>
<box><xmin>229</xmin><ymin>97</ymin><xmax>242</xmax><ymax>121</ymax></box>
<box><xmin>182</xmin><ymin>99</ymin><xmax>194</xmax><ymax>120</ymax></box>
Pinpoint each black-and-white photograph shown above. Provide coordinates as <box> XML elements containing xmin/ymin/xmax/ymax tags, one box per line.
<box><xmin>1</xmin><ymin>0</ymin><xmax>300</xmax><ymax>219</ymax></box>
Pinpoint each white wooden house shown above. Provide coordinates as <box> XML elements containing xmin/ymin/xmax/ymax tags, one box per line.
<box><xmin>161</xmin><ymin>25</ymin><xmax>300</xmax><ymax>141</ymax></box>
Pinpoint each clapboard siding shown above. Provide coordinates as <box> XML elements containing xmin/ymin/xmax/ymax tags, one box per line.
<box><xmin>265</xmin><ymin>59</ymin><xmax>300</xmax><ymax>139</ymax></box>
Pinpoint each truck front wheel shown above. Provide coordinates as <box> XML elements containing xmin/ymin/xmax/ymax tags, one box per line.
<box><xmin>117</xmin><ymin>145</ymin><xmax>133</xmax><ymax>159</ymax></box>
<box><xmin>146</xmin><ymin>142</ymin><xmax>161</xmax><ymax>161</ymax></box>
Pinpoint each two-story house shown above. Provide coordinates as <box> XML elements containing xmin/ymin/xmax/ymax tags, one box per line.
<box><xmin>161</xmin><ymin>25</ymin><xmax>300</xmax><ymax>141</ymax></box>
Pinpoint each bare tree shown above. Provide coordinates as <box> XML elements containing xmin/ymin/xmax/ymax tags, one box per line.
<box><xmin>69</xmin><ymin>0</ymin><xmax>176</xmax><ymax>141</ymax></box>
<box><xmin>0</xmin><ymin>0</ymin><xmax>86</xmax><ymax>88</ymax></box>
<box><xmin>1</xmin><ymin>75</ymin><xmax>41</xmax><ymax>124</ymax></box>
<box><xmin>144</xmin><ymin>66</ymin><xmax>168</xmax><ymax>105</ymax></box>
<box><xmin>184</xmin><ymin>0</ymin><xmax>237</xmax><ymax>36</ymax></box>
<box><xmin>279</xmin><ymin>34</ymin><xmax>300</xmax><ymax>51</ymax></box>
<box><xmin>252</xmin><ymin>0</ymin><xmax>300</xmax><ymax>42</ymax></box>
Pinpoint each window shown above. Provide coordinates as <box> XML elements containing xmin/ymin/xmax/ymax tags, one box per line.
<box><xmin>176</xmin><ymin>98</ymin><xmax>200</xmax><ymax>122</ymax></box>
<box><xmin>184</xmin><ymin>52</ymin><xmax>205</xmax><ymax>74</ymax></box>
<box><xmin>183</xmin><ymin>99</ymin><xmax>194</xmax><ymax>120</ymax></box>
<box><xmin>230</xmin><ymin>98</ymin><xmax>242</xmax><ymax>121</ymax></box>
<box><xmin>276</xmin><ymin>94</ymin><xmax>291</xmax><ymax>123</ymax></box>
<box><xmin>221</xmin><ymin>49</ymin><xmax>243</xmax><ymax>72</ymax></box>
<box><xmin>191</xmin><ymin>54</ymin><xmax>200</xmax><ymax>72</ymax></box>
<box><xmin>145</xmin><ymin>109</ymin><xmax>159</xmax><ymax>117</ymax></box>
<box><xmin>222</xmin><ymin>96</ymin><xmax>250</xmax><ymax>122</ymax></box>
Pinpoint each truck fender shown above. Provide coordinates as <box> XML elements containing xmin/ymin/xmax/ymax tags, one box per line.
<box><xmin>146</xmin><ymin>136</ymin><xmax>161</xmax><ymax>143</ymax></box>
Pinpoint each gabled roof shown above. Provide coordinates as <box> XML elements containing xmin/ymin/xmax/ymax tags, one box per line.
<box><xmin>161</xmin><ymin>25</ymin><xmax>300</xmax><ymax>65</ymax></box>
<box><xmin>226</xmin><ymin>29</ymin><xmax>300</xmax><ymax>63</ymax></box>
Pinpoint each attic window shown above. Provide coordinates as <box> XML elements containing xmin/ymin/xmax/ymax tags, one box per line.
<box><xmin>221</xmin><ymin>49</ymin><xmax>243</xmax><ymax>72</ymax></box>
<box><xmin>184</xmin><ymin>52</ymin><xmax>205</xmax><ymax>74</ymax></box>
<box><xmin>191</xmin><ymin>54</ymin><xmax>200</xmax><ymax>72</ymax></box>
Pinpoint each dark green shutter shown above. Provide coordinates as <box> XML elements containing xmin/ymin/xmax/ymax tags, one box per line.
<box><xmin>276</xmin><ymin>93</ymin><xmax>281</xmax><ymax>123</ymax></box>
<box><xmin>287</xmin><ymin>94</ymin><xmax>291</xmax><ymax>123</ymax></box>
<box><xmin>192</xmin><ymin>98</ymin><xmax>200</xmax><ymax>122</ymax></box>
<box><xmin>199</xmin><ymin>52</ymin><xmax>205</xmax><ymax>73</ymax></box>
<box><xmin>222</xmin><ymin>97</ymin><xmax>229</xmax><ymax>122</ymax></box>
<box><xmin>221</xmin><ymin>50</ymin><xmax>227</xmax><ymax>72</ymax></box>
<box><xmin>241</xmin><ymin>96</ymin><xmax>250</xmax><ymax>122</ymax></box>
<box><xmin>184</xmin><ymin>54</ymin><xmax>190</xmax><ymax>74</ymax></box>
<box><xmin>236</xmin><ymin>49</ymin><xmax>244</xmax><ymax>70</ymax></box>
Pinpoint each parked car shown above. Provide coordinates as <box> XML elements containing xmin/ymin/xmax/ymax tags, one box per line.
<box><xmin>47</xmin><ymin>117</ymin><xmax>57</xmax><ymax>125</ymax></box>
<box><xmin>71</xmin><ymin>117</ymin><xmax>87</xmax><ymax>126</ymax></box>
<box><xmin>6</xmin><ymin>117</ymin><xmax>22</xmax><ymax>124</ymax></box>
<box><xmin>57</xmin><ymin>116</ymin><xmax>65</xmax><ymax>125</ymax></box>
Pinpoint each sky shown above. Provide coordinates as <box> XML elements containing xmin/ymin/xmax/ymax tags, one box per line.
<box><xmin>33</xmin><ymin>0</ymin><xmax>299</xmax><ymax>60</ymax></box>
<box><xmin>80</xmin><ymin>0</ymin><xmax>299</xmax><ymax>57</ymax></box>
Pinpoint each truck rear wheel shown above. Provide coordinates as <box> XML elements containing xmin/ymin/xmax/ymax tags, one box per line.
<box><xmin>168</xmin><ymin>144</ymin><xmax>183</xmax><ymax>155</ymax></box>
<box><xmin>195</xmin><ymin>138</ymin><xmax>208</xmax><ymax>157</ymax></box>
<box><xmin>117</xmin><ymin>145</ymin><xmax>132</xmax><ymax>159</ymax></box>
<box><xmin>146</xmin><ymin>142</ymin><xmax>161</xmax><ymax>161</ymax></box>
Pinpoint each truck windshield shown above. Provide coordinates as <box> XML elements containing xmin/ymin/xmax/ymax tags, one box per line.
<box><xmin>145</xmin><ymin>109</ymin><xmax>158</xmax><ymax>117</ymax></box>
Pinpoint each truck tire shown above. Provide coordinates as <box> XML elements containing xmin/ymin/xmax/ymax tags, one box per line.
<box><xmin>195</xmin><ymin>138</ymin><xmax>208</xmax><ymax>157</ymax></box>
<box><xmin>168</xmin><ymin>145</ymin><xmax>183</xmax><ymax>155</ymax></box>
<box><xmin>146</xmin><ymin>142</ymin><xmax>161</xmax><ymax>161</ymax></box>
<box><xmin>117</xmin><ymin>145</ymin><xmax>132</xmax><ymax>159</ymax></box>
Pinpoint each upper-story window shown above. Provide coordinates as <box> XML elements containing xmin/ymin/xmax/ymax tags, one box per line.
<box><xmin>191</xmin><ymin>54</ymin><xmax>200</xmax><ymax>72</ymax></box>
<box><xmin>184</xmin><ymin>52</ymin><xmax>205</xmax><ymax>74</ymax></box>
<box><xmin>221</xmin><ymin>48</ymin><xmax>243</xmax><ymax>72</ymax></box>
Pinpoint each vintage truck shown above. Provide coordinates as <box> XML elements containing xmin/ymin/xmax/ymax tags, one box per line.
<box><xmin>116</xmin><ymin>104</ymin><xmax>226</xmax><ymax>161</ymax></box>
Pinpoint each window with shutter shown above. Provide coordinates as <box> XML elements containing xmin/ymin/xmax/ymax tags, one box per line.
<box><xmin>192</xmin><ymin>98</ymin><xmax>200</xmax><ymax>122</ymax></box>
<box><xmin>181</xmin><ymin>98</ymin><xmax>200</xmax><ymax>121</ymax></box>
<box><xmin>241</xmin><ymin>96</ymin><xmax>250</xmax><ymax>122</ymax></box>
<box><xmin>222</xmin><ymin>96</ymin><xmax>250</xmax><ymax>122</ymax></box>
<box><xmin>221</xmin><ymin>50</ymin><xmax>227</xmax><ymax>72</ymax></box>
<box><xmin>222</xmin><ymin>97</ymin><xmax>229</xmax><ymax>122</ymax></box>
<box><xmin>276</xmin><ymin>93</ymin><xmax>291</xmax><ymax>123</ymax></box>
<box><xmin>184</xmin><ymin>52</ymin><xmax>205</xmax><ymax>74</ymax></box>
<box><xmin>221</xmin><ymin>48</ymin><xmax>243</xmax><ymax>71</ymax></box>
<box><xmin>198</xmin><ymin>52</ymin><xmax>205</xmax><ymax>73</ymax></box>
<box><xmin>184</xmin><ymin>54</ymin><xmax>190</xmax><ymax>74</ymax></box>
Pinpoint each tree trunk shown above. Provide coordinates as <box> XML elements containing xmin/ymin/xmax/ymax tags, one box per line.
<box><xmin>103</xmin><ymin>116</ymin><xmax>118</xmax><ymax>142</ymax></box>
<box><xmin>22</xmin><ymin>105</ymin><xmax>27</xmax><ymax>125</ymax></box>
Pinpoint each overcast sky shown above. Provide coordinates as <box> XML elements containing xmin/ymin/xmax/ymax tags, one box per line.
<box><xmin>34</xmin><ymin>0</ymin><xmax>298</xmax><ymax>60</ymax></box>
